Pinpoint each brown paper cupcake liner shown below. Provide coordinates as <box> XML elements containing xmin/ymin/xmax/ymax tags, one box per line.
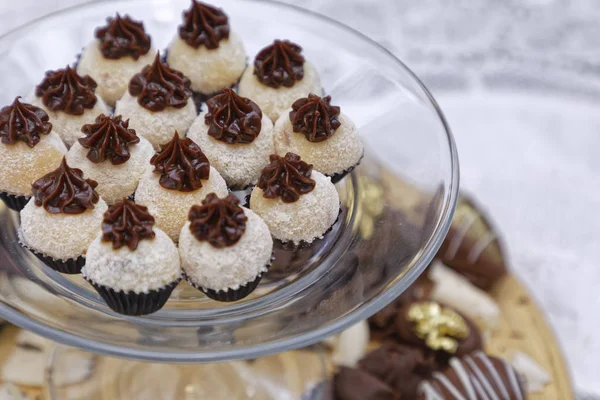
<box><xmin>18</xmin><ymin>232</ymin><xmax>85</xmax><ymax>274</ymax></box>
<box><xmin>185</xmin><ymin>255</ymin><xmax>273</xmax><ymax>302</ymax></box>
<box><xmin>328</xmin><ymin>151</ymin><xmax>364</xmax><ymax>184</ymax></box>
<box><xmin>32</xmin><ymin>251</ymin><xmax>85</xmax><ymax>274</ymax></box>
<box><xmin>86</xmin><ymin>277</ymin><xmax>181</xmax><ymax>316</ymax></box>
<box><xmin>0</xmin><ymin>192</ymin><xmax>30</xmax><ymax>212</ymax></box>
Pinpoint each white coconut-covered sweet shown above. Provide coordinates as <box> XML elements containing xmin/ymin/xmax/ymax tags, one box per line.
<box><xmin>187</xmin><ymin>112</ymin><xmax>274</xmax><ymax>188</ymax></box>
<box><xmin>179</xmin><ymin>207</ymin><xmax>272</xmax><ymax>292</ymax></box>
<box><xmin>167</xmin><ymin>33</ymin><xmax>246</xmax><ymax>95</ymax></box>
<box><xmin>0</xmin><ymin>133</ymin><xmax>66</xmax><ymax>196</ymax></box>
<box><xmin>77</xmin><ymin>39</ymin><xmax>155</xmax><ymax>106</ymax></box>
<box><xmin>28</xmin><ymin>94</ymin><xmax>109</xmax><ymax>148</ymax></box>
<box><xmin>273</xmin><ymin>110</ymin><xmax>363</xmax><ymax>176</ymax></box>
<box><xmin>114</xmin><ymin>92</ymin><xmax>196</xmax><ymax>149</ymax></box>
<box><xmin>134</xmin><ymin>167</ymin><xmax>228</xmax><ymax>241</ymax></box>
<box><xmin>250</xmin><ymin>171</ymin><xmax>339</xmax><ymax>244</ymax></box>
<box><xmin>65</xmin><ymin>137</ymin><xmax>154</xmax><ymax>204</ymax></box>
<box><xmin>19</xmin><ymin>198</ymin><xmax>108</xmax><ymax>260</ymax></box>
<box><xmin>82</xmin><ymin>228</ymin><xmax>181</xmax><ymax>293</ymax></box>
<box><xmin>238</xmin><ymin>62</ymin><xmax>322</xmax><ymax>121</ymax></box>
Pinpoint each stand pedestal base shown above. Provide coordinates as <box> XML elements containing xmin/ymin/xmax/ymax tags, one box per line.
<box><xmin>45</xmin><ymin>346</ymin><xmax>326</xmax><ymax>400</ymax></box>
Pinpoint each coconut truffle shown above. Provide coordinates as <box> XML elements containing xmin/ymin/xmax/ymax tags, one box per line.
<box><xmin>238</xmin><ymin>40</ymin><xmax>322</xmax><ymax>121</ymax></box>
<box><xmin>114</xmin><ymin>53</ymin><xmax>196</xmax><ymax>149</ymax></box>
<box><xmin>0</xmin><ymin>97</ymin><xmax>66</xmax><ymax>205</ymax></box>
<box><xmin>19</xmin><ymin>158</ymin><xmax>107</xmax><ymax>263</ymax></box>
<box><xmin>179</xmin><ymin>193</ymin><xmax>273</xmax><ymax>300</ymax></box>
<box><xmin>77</xmin><ymin>14</ymin><xmax>155</xmax><ymax>106</ymax></box>
<box><xmin>250</xmin><ymin>153</ymin><xmax>339</xmax><ymax>244</ymax></box>
<box><xmin>167</xmin><ymin>1</ymin><xmax>246</xmax><ymax>95</ymax></box>
<box><xmin>29</xmin><ymin>66</ymin><xmax>109</xmax><ymax>147</ymax></box>
<box><xmin>135</xmin><ymin>133</ymin><xmax>228</xmax><ymax>241</ymax></box>
<box><xmin>66</xmin><ymin>114</ymin><xmax>154</xmax><ymax>204</ymax></box>
<box><xmin>187</xmin><ymin>89</ymin><xmax>274</xmax><ymax>189</ymax></box>
<box><xmin>83</xmin><ymin>199</ymin><xmax>182</xmax><ymax>315</ymax></box>
<box><xmin>273</xmin><ymin>94</ymin><xmax>363</xmax><ymax>178</ymax></box>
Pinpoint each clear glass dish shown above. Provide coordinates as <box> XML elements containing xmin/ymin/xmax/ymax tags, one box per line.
<box><xmin>0</xmin><ymin>0</ymin><xmax>458</xmax><ymax>362</ymax></box>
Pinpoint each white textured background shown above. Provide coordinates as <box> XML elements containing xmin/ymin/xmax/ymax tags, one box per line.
<box><xmin>1</xmin><ymin>0</ymin><xmax>599</xmax><ymax>398</ymax></box>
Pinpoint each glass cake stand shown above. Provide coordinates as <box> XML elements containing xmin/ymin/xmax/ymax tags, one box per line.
<box><xmin>0</xmin><ymin>0</ymin><xmax>458</xmax><ymax>397</ymax></box>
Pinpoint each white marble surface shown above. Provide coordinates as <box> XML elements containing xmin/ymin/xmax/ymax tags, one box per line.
<box><xmin>1</xmin><ymin>0</ymin><xmax>599</xmax><ymax>397</ymax></box>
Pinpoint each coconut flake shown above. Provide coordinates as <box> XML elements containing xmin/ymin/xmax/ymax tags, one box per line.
<box><xmin>511</xmin><ymin>351</ymin><xmax>551</xmax><ymax>393</ymax></box>
<box><xmin>429</xmin><ymin>261</ymin><xmax>501</xmax><ymax>330</ymax></box>
<box><xmin>331</xmin><ymin>321</ymin><xmax>370</xmax><ymax>367</ymax></box>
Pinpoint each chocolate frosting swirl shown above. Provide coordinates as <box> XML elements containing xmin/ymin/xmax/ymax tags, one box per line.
<box><xmin>95</xmin><ymin>14</ymin><xmax>151</xmax><ymax>60</ymax></box>
<box><xmin>128</xmin><ymin>53</ymin><xmax>192</xmax><ymax>112</ymax></box>
<box><xmin>102</xmin><ymin>198</ymin><xmax>156</xmax><ymax>251</ymax></box>
<box><xmin>79</xmin><ymin>114</ymin><xmax>140</xmax><ymax>165</ymax></box>
<box><xmin>254</xmin><ymin>40</ymin><xmax>305</xmax><ymax>88</ymax></box>
<box><xmin>289</xmin><ymin>94</ymin><xmax>341</xmax><ymax>142</ymax></box>
<box><xmin>32</xmin><ymin>157</ymin><xmax>100</xmax><ymax>214</ymax></box>
<box><xmin>257</xmin><ymin>153</ymin><xmax>315</xmax><ymax>203</ymax></box>
<box><xmin>188</xmin><ymin>193</ymin><xmax>247</xmax><ymax>248</ymax></box>
<box><xmin>204</xmin><ymin>88</ymin><xmax>262</xmax><ymax>144</ymax></box>
<box><xmin>178</xmin><ymin>0</ymin><xmax>230</xmax><ymax>49</ymax></box>
<box><xmin>35</xmin><ymin>66</ymin><xmax>98</xmax><ymax>116</ymax></box>
<box><xmin>0</xmin><ymin>97</ymin><xmax>52</xmax><ymax>147</ymax></box>
<box><xmin>150</xmin><ymin>133</ymin><xmax>210</xmax><ymax>192</ymax></box>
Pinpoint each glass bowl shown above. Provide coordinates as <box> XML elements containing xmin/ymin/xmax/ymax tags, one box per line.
<box><xmin>0</xmin><ymin>0</ymin><xmax>458</xmax><ymax>362</ymax></box>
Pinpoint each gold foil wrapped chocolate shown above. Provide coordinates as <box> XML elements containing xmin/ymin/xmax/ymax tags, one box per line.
<box><xmin>407</xmin><ymin>301</ymin><xmax>469</xmax><ymax>354</ymax></box>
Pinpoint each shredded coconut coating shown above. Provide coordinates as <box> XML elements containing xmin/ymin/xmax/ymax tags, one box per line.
<box><xmin>238</xmin><ymin>61</ymin><xmax>322</xmax><ymax>121</ymax></box>
<box><xmin>179</xmin><ymin>208</ymin><xmax>272</xmax><ymax>292</ymax></box>
<box><xmin>0</xmin><ymin>132</ymin><xmax>66</xmax><ymax>196</ymax></box>
<box><xmin>114</xmin><ymin>92</ymin><xmax>196</xmax><ymax>149</ymax></box>
<box><xmin>250</xmin><ymin>170</ymin><xmax>339</xmax><ymax>244</ymax></box>
<box><xmin>167</xmin><ymin>33</ymin><xmax>247</xmax><ymax>95</ymax></box>
<box><xmin>19</xmin><ymin>197</ymin><xmax>108</xmax><ymax>260</ymax></box>
<box><xmin>273</xmin><ymin>110</ymin><xmax>363</xmax><ymax>176</ymax></box>
<box><xmin>27</xmin><ymin>92</ymin><xmax>109</xmax><ymax>148</ymax></box>
<box><xmin>66</xmin><ymin>136</ymin><xmax>154</xmax><ymax>204</ymax></box>
<box><xmin>187</xmin><ymin>112</ymin><xmax>273</xmax><ymax>188</ymax></box>
<box><xmin>77</xmin><ymin>39</ymin><xmax>156</xmax><ymax>106</ymax></box>
<box><xmin>134</xmin><ymin>166</ymin><xmax>228</xmax><ymax>242</ymax></box>
<box><xmin>82</xmin><ymin>228</ymin><xmax>181</xmax><ymax>293</ymax></box>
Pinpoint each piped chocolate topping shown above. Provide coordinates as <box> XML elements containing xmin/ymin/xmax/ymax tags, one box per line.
<box><xmin>257</xmin><ymin>152</ymin><xmax>315</xmax><ymax>203</ymax></box>
<box><xmin>95</xmin><ymin>14</ymin><xmax>151</xmax><ymax>60</ymax></box>
<box><xmin>289</xmin><ymin>94</ymin><xmax>341</xmax><ymax>142</ymax></box>
<box><xmin>0</xmin><ymin>97</ymin><xmax>52</xmax><ymax>147</ymax></box>
<box><xmin>79</xmin><ymin>114</ymin><xmax>140</xmax><ymax>165</ymax></box>
<box><xmin>204</xmin><ymin>88</ymin><xmax>262</xmax><ymax>144</ymax></box>
<box><xmin>178</xmin><ymin>0</ymin><xmax>230</xmax><ymax>49</ymax></box>
<box><xmin>188</xmin><ymin>193</ymin><xmax>247</xmax><ymax>248</ymax></box>
<box><xmin>35</xmin><ymin>66</ymin><xmax>98</xmax><ymax>116</ymax></box>
<box><xmin>254</xmin><ymin>40</ymin><xmax>305</xmax><ymax>88</ymax></box>
<box><xmin>102</xmin><ymin>198</ymin><xmax>155</xmax><ymax>251</ymax></box>
<box><xmin>150</xmin><ymin>133</ymin><xmax>210</xmax><ymax>192</ymax></box>
<box><xmin>128</xmin><ymin>53</ymin><xmax>192</xmax><ymax>112</ymax></box>
<box><xmin>31</xmin><ymin>157</ymin><xmax>100</xmax><ymax>214</ymax></box>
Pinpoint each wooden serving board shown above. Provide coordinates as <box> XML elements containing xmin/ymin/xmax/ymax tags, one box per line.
<box><xmin>485</xmin><ymin>275</ymin><xmax>573</xmax><ymax>400</ymax></box>
<box><xmin>0</xmin><ymin>275</ymin><xmax>573</xmax><ymax>400</ymax></box>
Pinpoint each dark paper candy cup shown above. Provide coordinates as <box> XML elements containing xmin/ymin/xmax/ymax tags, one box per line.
<box><xmin>87</xmin><ymin>278</ymin><xmax>181</xmax><ymax>316</ymax></box>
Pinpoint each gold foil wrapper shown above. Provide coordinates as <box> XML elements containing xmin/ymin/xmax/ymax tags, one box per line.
<box><xmin>408</xmin><ymin>301</ymin><xmax>469</xmax><ymax>353</ymax></box>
